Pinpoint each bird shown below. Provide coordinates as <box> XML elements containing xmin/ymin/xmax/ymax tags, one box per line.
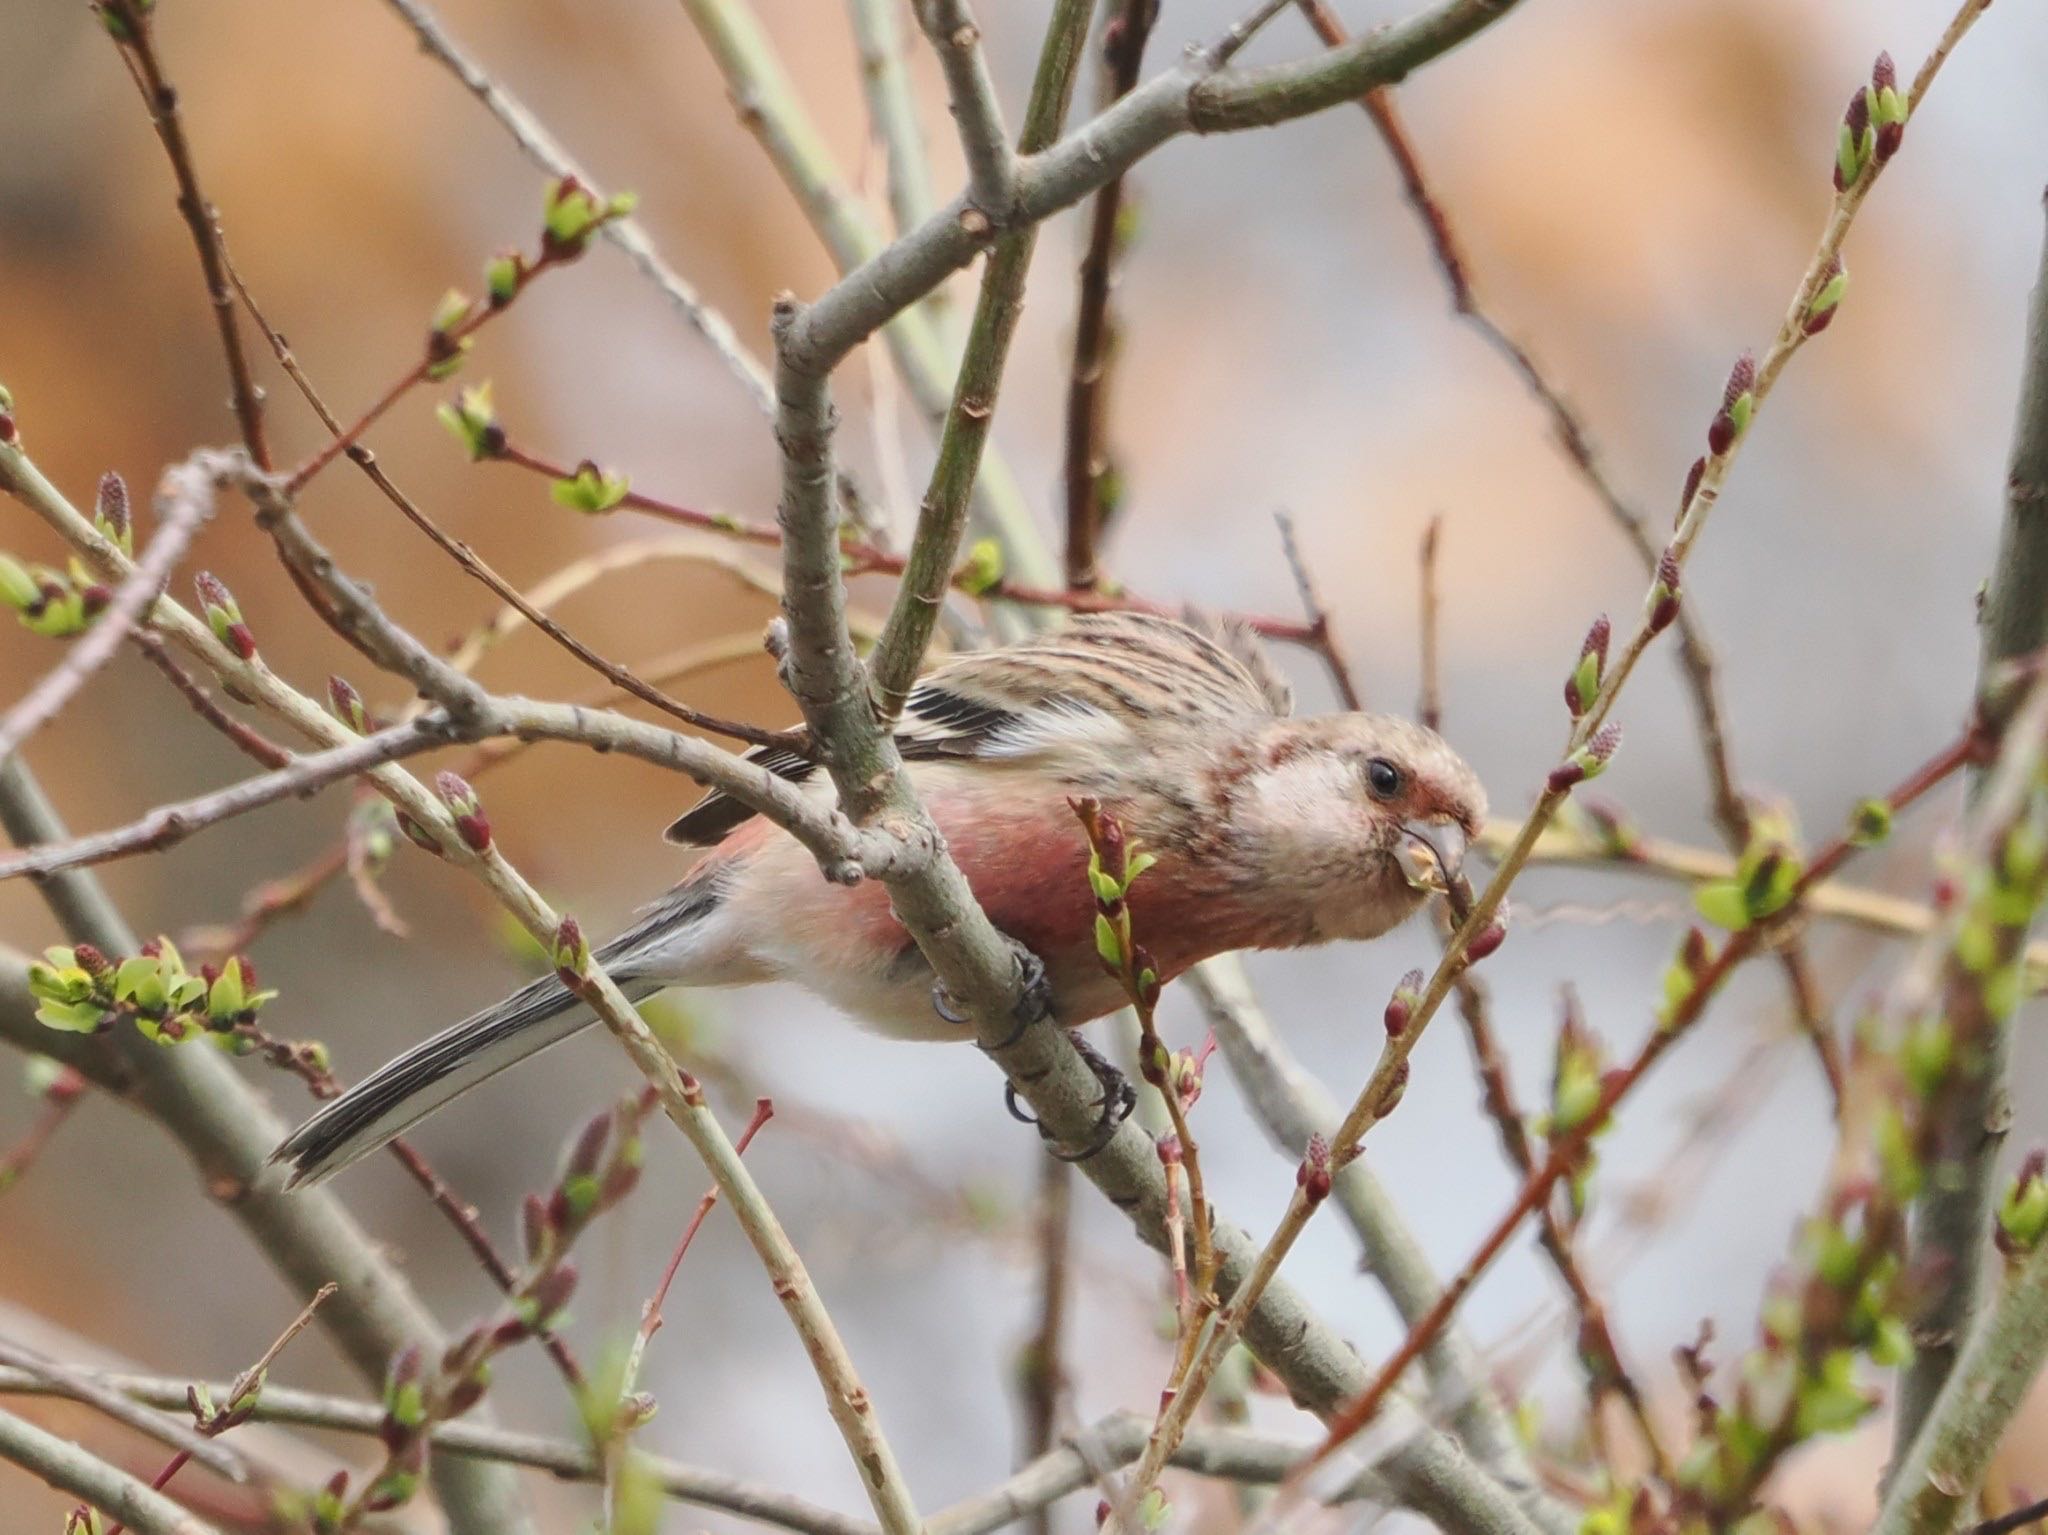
<box><xmin>271</xmin><ymin>612</ymin><xmax>1486</xmax><ymax>1188</ymax></box>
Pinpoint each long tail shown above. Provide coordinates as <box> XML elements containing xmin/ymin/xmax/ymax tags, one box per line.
<box><xmin>270</xmin><ymin>881</ymin><xmax>721</xmax><ymax>1188</ymax></box>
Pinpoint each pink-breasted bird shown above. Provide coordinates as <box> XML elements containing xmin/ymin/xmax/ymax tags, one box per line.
<box><xmin>272</xmin><ymin>613</ymin><xmax>1486</xmax><ymax>1186</ymax></box>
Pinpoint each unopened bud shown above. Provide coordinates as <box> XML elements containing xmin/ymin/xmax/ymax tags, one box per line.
<box><xmin>1297</xmin><ymin>1133</ymin><xmax>1332</xmax><ymax>1203</ymax></box>
<box><xmin>1678</xmin><ymin>456</ymin><xmax>1706</xmax><ymax>525</ymax></box>
<box><xmin>520</xmin><ymin>1192</ymin><xmax>550</xmax><ymax>1261</ymax></box>
<box><xmin>1566</xmin><ymin>615</ymin><xmax>1610</xmax><ymax>717</ymax></box>
<box><xmin>94</xmin><ymin>472</ymin><xmax>132</xmax><ymax>554</ymax></box>
<box><xmin>195</xmin><ymin>571</ymin><xmax>256</xmax><ymax>660</ymax></box>
<box><xmin>1707</xmin><ymin>353</ymin><xmax>1756</xmax><ymax>456</ymax></box>
<box><xmin>1803</xmin><ymin>255</ymin><xmax>1848</xmax><ymax>336</ymax></box>
<box><xmin>1998</xmin><ymin>1148</ymin><xmax>2048</xmax><ymax>1257</ymax></box>
<box><xmin>1370</xmin><ymin>1060</ymin><xmax>1411</xmax><ymax>1118</ymax></box>
<box><xmin>553</xmin><ymin>915</ymin><xmax>591</xmax><ymax>983</ymax></box>
<box><xmin>563</xmin><ymin>1107</ymin><xmax>611</xmax><ymax>1182</ymax></box>
<box><xmin>1836</xmin><ymin>87</ymin><xmax>1876</xmax><ymax>191</ymax></box>
<box><xmin>484</xmin><ymin>250</ymin><xmax>524</xmax><ymax>307</ymax></box>
<box><xmin>1646</xmin><ymin>548</ymin><xmax>1682</xmax><ymax>633</ymax></box>
<box><xmin>1869</xmin><ymin>52</ymin><xmax>1907</xmax><ymax>161</ymax></box>
<box><xmin>328</xmin><ymin>675</ymin><xmax>370</xmax><ymax>734</ymax></box>
<box><xmin>396</xmin><ymin>811</ymin><xmax>444</xmax><ymax>857</ymax></box>
<box><xmin>1467</xmin><ymin>919</ymin><xmax>1508</xmax><ymax>963</ymax></box>
<box><xmin>435</xmin><ymin>771</ymin><xmax>491</xmax><ymax>852</ymax></box>
<box><xmin>1384</xmin><ymin>968</ymin><xmax>1424</xmax><ymax>1037</ymax></box>
<box><xmin>1549</xmin><ymin>724</ymin><xmax>1623</xmax><ymax>793</ymax></box>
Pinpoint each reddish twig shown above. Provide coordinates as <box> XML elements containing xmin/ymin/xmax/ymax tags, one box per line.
<box><xmin>1062</xmin><ymin>0</ymin><xmax>1159</xmax><ymax>591</ymax></box>
<box><xmin>386</xmin><ymin>1138</ymin><xmax>585</xmax><ymax>1389</ymax></box>
<box><xmin>1019</xmin><ymin>1156</ymin><xmax>1074</xmax><ymax>1535</ymax></box>
<box><xmin>134</xmin><ymin>633</ymin><xmax>292</xmax><ymax>769</ymax></box>
<box><xmin>0</xmin><ymin>1069</ymin><xmax>87</xmax><ymax>1197</ymax></box>
<box><xmin>632</xmin><ymin>1098</ymin><xmax>776</xmax><ymax>1371</ymax></box>
<box><xmin>104</xmin><ymin>1284</ymin><xmax>335</xmax><ymax>1535</ymax></box>
<box><xmin>100</xmin><ymin>1</ymin><xmax>271</xmax><ymax>468</ymax></box>
<box><xmin>492</xmin><ymin>442</ymin><xmax>1321</xmax><ymax>644</ymax></box>
<box><xmin>1275</xmin><ymin>511</ymin><xmax>1363</xmax><ymax>708</ymax></box>
<box><xmin>1414</xmin><ymin>527</ymin><xmax>1667</xmax><ymax>1473</ymax></box>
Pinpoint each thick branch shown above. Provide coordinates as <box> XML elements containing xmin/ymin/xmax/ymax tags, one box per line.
<box><xmin>0</xmin><ymin>1404</ymin><xmax>217</xmax><ymax>1535</ymax></box>
<box><xmin>0</xmin><ymin>767</ymin><xmax>533</xmax><ymax>1534</ymax></box>
<box><xmin>1898</xmin><ymin>193</ymin><xmax>2048</xmax><ymax>1446</ymax></box>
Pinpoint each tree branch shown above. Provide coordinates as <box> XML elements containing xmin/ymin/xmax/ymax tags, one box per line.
<box><xmin>1898</xmin><ymin>181</ymin><xmax>2048</xmax><ymax>1449</ymax></box>
<box><xmin>915</xmin><ymin>0</ymin><xmax>1017</xmax><ymax>214</ymax></box>
<box><xmin>0</xmin><ymin>765</ymin><xmax>534</xmax><ymax>1534</ymax></box>
<box><xmin>0</xmin><ymin>1404</ymin><xmax>217</xmax><ymax>1535</ymax></box>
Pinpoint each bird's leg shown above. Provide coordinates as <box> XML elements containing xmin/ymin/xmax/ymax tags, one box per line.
<box><xmin>930</xmin><ymin>946</ymin><xmax>1055</xmax><ymax>1048</ymax></box>
<box><xmin>930</xmin><ymin>944</ymin><xmax>1129</xmax><ymax>1159</ymax></box>
<box><xmin>1004</xmin><ymin>1030</ymin><xmax>1136</xmax><ymax>1163</ymax></box>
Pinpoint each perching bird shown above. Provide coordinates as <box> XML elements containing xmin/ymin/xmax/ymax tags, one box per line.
<box><xmin>272</xmin><ymin>612</ymin><xmax>1485</xmax><ymax>1187</ymax></box>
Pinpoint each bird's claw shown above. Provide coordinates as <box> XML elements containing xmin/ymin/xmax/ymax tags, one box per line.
<box><xmin>933</xmin><ymin>948</ymin><xmax>1055</xmax><ymax>1049</ymax></box>
<box><xmin>1008</xmin><ymin>1030</ymin><xmax>1135</xmax><ymax>1163</ymax></box>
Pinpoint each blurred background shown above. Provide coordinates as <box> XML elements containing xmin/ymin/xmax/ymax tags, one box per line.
<box><xmin>2</xmin><ymin>0</ymin><xmax>2046</xmax><ymax>1528</ymax></box>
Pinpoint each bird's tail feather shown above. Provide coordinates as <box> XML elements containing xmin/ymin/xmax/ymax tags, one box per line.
<box><xmin>271</xmin><ymin>968</ymin><xmax>653</xmax><ymax>1188</ymax></box>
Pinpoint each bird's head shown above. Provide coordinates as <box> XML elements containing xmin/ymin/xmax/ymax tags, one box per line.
<box><xmin>1226</xmin><ymin>714</ymin><xmax>1488</xmax><ymax>943</ymax></box>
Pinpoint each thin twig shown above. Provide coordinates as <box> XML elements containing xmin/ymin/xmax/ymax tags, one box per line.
<box><xmin>101</xmin><ymin>2</ymin><xmax>270</xmax><ymax>468</ymax></box>
<box><xmin>1118</xmin><ymin>0</ymin><xmax>1996</xmax><ymax>1481</ymax></box>
<box><xmin>0</xmin><ymin>1339</ymin><xmax>245</xmax><ymax>1484</ymax></box>
<box><xmin>1275</xmin><ymin>511</ymin><xmax>1362</xmax><ymax>710</ymax></box>
<box><xmin>492</xmin><ymin>441</ymin><xmax>1319</xmax><ymax>642</ymax></box>
<box><xmin>102</xmin><ymin>1285</ymin><xmax>336</xmax><ymax>1535</ymax></box>
<box><xmin>1302</xmin><ymin>725</ymin><xmax>1986</xmax><ymax>1474</ymax></box>
<box><xmin>1062</xmin><ymin>0</ymin><xmax>1158</xmax><ymax>591</ymax></box>
<box><xmin>866</xmin><ymin>0</ymin><xmax>1095</xmax><ymax>718</ymax></box>
<box><xmin>916</xmin><ymin>0</ymin><xmax>1017</xmax><ymax>213</ymax></box>
<box><xmin>0</xmin><ymin>1404</ymin><xmax>217</xmax><ymax>1535</ymax></box>
<box><xmin>0</xmin><ymin>472</ymin><xmax>213</xmax><ymax>764</ymax></box>
<box><xmin>134</xmin><ymin>635</ymin><xmax>292</xmax><ymax>768</ymax></box>
<box><xmin>847</xmin><ymin>0</ymin><xmax>940</xmax><ymax>241</ymax></box>
<box><xmin>1417</xmin><ymin>514</ymin><xmax>1442</xmax><ymax>730</ymax></box>
<box><xmin>0</xmin><ymin>1071</ymin><xmax>86</xmax><ymax>1196</ymax></box>
<box><xmin>1019</xmin><ymin>1155</ymin><xmax>1074</xmax><ymax>1535</ymax></box>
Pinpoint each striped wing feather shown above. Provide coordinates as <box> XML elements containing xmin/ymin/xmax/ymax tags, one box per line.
<box><xmin>663</xmin><ymin>612</ymin><xmax>1288</xmax><ymax>845</ymax></box>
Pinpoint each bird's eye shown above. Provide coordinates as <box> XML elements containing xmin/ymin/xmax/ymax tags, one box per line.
<box><xmin>1365</xmin><ymin>757</ymin><xmax>1403</xmax><ymax>801</ymax></box>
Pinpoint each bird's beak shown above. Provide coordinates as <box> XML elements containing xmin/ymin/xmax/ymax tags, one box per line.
<box><xmin>1395</xmin><ymin>818</ymin><xmax>1467</xmax><ymax>894</ymax></box>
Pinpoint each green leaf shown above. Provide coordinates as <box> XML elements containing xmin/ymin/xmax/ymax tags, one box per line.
<box><xmin>1093</xmin><ymin>913</ymin><xmax>1122</xmax><ymax>969</ymax></box>
<box><xmin>548</xmin><ymin>463</ymin><xmax>630</xmax><ymax>514</ymax></box>
<box><xmin>35</xmin><ymin>998</ymin><xmax>105</xmax><ymax>1033</ymax></box>
<box><xmin>1694</xmin><ymin>881</ymin><xmax>1751</xmax><ymax>931</ymax></box>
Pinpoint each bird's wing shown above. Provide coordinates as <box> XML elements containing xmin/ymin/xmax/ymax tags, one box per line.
<box><xmin>664</xmin><ymin>612</ymin><xmax>1289</xmax><ymax>846</ymax></box>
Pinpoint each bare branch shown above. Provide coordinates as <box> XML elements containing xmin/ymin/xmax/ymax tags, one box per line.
<box><xmin>0</xmin><ymin>1403</ymin><xmax>217</xmax><ymax>1535</ymax></box>
<box><xmin>847</xmin><ymin>0</ymin><xmax>941</xmax><ymax>240</ymax></box>
<box><xmin>915</xmin><ymin>0</ymin><xmax>1017</xmax><ymax>213</ymax></box>
<box><xmin>1898</xmin><ymin>179</ymin><xmax>2048</xmax><ymax>1448</ymax></box>
<box><xmin>0</xmin><ymin>462</ymin><xmax>213</xmax><ymax>764</ymax></box>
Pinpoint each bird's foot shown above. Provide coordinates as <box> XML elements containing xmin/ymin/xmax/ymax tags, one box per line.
<box><xmin>930</xmin><ymin>948</ymin><xmax>1055</xmax><ymax>1048</ymax></box>
<box><xmin>1005</xmin><ymin>1029</ymin><xmax>1136</xmax><ymax>1163</ymax></box>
